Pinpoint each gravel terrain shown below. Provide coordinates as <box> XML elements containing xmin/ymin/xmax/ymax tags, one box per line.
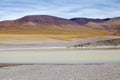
<box><xmin>0</xmin><ymin>64</ymin><xmax>120</xmax><ymax>80</ymax></box>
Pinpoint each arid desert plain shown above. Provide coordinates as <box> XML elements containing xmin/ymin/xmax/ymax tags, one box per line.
<box><xmin>0</xmin><ymin>13</ymin><xmax>120</xmax><ymax>80</ymax></box>
<box><xmin>0</xmin><ymin>64</ymin><xmax>120</xmax><ymax>80</ymax></box>
<box><xmin>0</xmin><ymin>46</ymin><xmax>120</xmax><ymax>80</ymax></box>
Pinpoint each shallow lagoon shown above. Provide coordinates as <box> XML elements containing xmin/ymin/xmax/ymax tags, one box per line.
<box><xmin>0</xmin><ymin>49</ymin><xmax>120</xmax><ymax>64</ymax></box>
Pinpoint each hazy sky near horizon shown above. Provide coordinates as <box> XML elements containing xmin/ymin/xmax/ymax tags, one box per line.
<box><xmin>0</xmin><ymin>0</ymin><xmax>120</xmax><ymax>21</ymax></box>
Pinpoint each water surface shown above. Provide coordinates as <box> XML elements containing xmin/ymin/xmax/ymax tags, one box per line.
<box><xmin>0</xmin><ymin>49</ymin><xmax>120</xmax><ymax>64</ymax></box>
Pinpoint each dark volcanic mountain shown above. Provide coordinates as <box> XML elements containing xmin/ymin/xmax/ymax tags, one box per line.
<box><xmin>71</xmin><ymin>17</ymin><xmax>120</xmax><ymax>35</ymax></box>
<box><xmin>101</xmin><ymin>17</ymin><xmax>120</xmax><ymax>35</ymax></box>
<box><xmin>70</xmin><ymin>18</ymin><xmax>110</xmax><ymax>25</ymax></box>
<box><xmin>15</xmin><ymin>15</ymin><xmax>78</xmax><ymax>24</ymax></box>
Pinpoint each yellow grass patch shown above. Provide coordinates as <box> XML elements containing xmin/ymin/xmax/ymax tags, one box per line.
<box><xmin>0</xmin><ymin>33</ymin><xmax>108</xmax><ymax>42</ymax></box>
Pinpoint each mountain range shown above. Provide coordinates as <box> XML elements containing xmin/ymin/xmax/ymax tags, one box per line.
<box><xmin>0</xmin><ymin>15</ymin><xmax>120</xmax><ymax>36</ymax></box>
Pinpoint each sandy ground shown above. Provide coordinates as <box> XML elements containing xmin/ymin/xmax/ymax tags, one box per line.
<box><xmin>0</xmin><ymin>64</ymin><xmax>120</xmax><ymax>80</ymax></box>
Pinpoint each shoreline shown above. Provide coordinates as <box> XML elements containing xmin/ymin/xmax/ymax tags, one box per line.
<box><xmin>0</xmin><ymin>63</ymin><xmax>119</xmax><ymax>69</ymax></box>
<box><xmin>0</xmin><ymin>46</ymin><xmax>120</xmax><ymax>51</ymax></box>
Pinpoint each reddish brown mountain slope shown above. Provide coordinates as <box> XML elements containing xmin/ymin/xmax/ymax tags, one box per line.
<box><xmin>0</xmin><ymin>15</ymin><xmax>119</xmax><ymax>36</ymax></box>
<box><xmin>0</xmin><ymin>15</ymin><xmax>79</xmax><ymax>34</ymax></box>
<box><xmin>101</xmin><ymin>17</ymin><xmax>120</xmax><ymax>35</ymax></box>
<box><xmin>0</xmin><ymin>15</ymin><xmax>106</xmax><ymax>36</ymax></box>
<box><xmin>71</xmin><ymin>17</ymin><xmax>120</xmax><ymax>35</ymax></box>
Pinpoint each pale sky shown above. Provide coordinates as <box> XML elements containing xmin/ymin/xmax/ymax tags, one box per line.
<box><xmin>0</xmin><ymin>0</ymin><xmax>120</xmax><ymax>21</ymax></box>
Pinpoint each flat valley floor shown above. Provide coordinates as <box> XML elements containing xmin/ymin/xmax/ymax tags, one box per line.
<box><xmin>0</xmin><ymin>46</ymin><xmax>120</xmax><ymax>80</ymax></box>
<box><xmin>0</xmin><ymin>64</ymin><xmax>120</xmax><ymax>80</ymax></box>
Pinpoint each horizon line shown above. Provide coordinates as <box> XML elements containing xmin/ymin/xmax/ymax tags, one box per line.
<box><xmin>0</xmin><ymin>14</ymin><xmax>119</xmax><ymax>21</ymax></box>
